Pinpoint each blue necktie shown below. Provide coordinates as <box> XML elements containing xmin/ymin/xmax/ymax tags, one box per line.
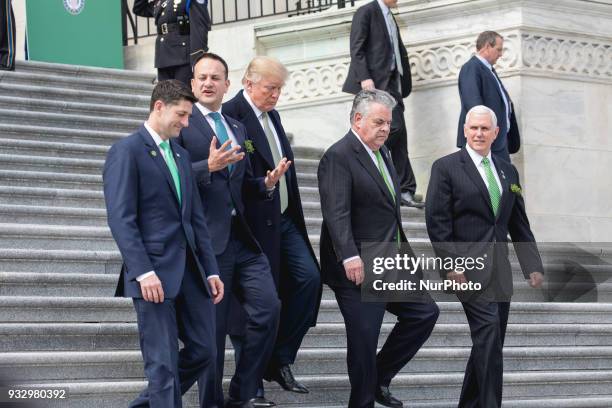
<box><xmin>209</xmin><ymin>112</ymin><xmax>233</xmax><ymax>172</ymax></box>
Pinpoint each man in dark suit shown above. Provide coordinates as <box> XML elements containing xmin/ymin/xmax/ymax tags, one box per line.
<box><xmin>223</xmin><ymin>56</ymin><xmax>322</xmax><ymax>406</ymax></box>
<box><xmin>133</xmin><ymin>0</ymin><xmax>211</xmax><ymax>86</ymax></box>
<box><xmin>456</xmin><ymin>31</ymin><xmax>520</xmax><ymax>162</ymax></box>
<box><xmin>342</xmin><ymin>0</ymin><xmax>423</xmax><ymax>208</ymax></box>
<box><xmin>426</xmin><ymin>105</ymin><xmax>544</xmax><ymax>407</ymax></box>
<box><xmin>103</xmin><ymin>80</ymin><xmax>224</xmax><ymax>408</ymax></box>
<box><xmin>318</xmin><ymin>89</ymin><xmax>439</xmax><ymax>408</ymax></box>
<box><xmin>177</xmin><ymin>53</ymin><xmax>289</xmax><ymax>408</ymax></box>
<box><xmin>0</xmin><ymin>0</ymin><xmax>15</xmax><ymax>71</ymax></box>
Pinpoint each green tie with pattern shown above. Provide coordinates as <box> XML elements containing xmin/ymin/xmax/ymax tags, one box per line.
<box><xmin>159</xmin><ymin>141</ymin><xmax>181</xmax><ymax>205</ymax></box>
<box><xmin>482</xmin><ymin>157</ymin><xmax>500</xmax><ymax>215</ymax></box>
<box><xmin>375</xmin><ymin>150</ymin><xmax>401</xmax><ymax>247</ymax></box>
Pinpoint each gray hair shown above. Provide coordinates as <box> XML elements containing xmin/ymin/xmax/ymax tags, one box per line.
<box><xmin>465</xmin><ymin>105</ymin><xmax>498</xmax><ymax>128</ymax></box>
<box><xmin>349</xmin><ymin>89</ymin><xmax>397</xmax><ymax>124</ymax></box>
<box><xmin>476</xmin><ymin>31</ymin><xmax>502</xmax><ymax>51</ymax></box>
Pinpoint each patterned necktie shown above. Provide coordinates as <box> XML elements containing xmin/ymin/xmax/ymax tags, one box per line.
<box><xmin>482</xmin><ymin>157</ymin><xmax>501</xmax><ymax>215</ymax></box>
<box><xmin>159</xmin><ymin>141</ymin><xmax>181</xmax><ymax>205</ymax></box>
<box><xmin>375</xmin><ymin>150</ymin><xmax>400</xmax><ymax>247</ymax></box>
<box><xmin>262</xmin><ymin>112</ymin><xmax>288</xmax><ymax>213</ymax></box>
<box><xmin>209</xmin><ymin>111</ymin><xmax>233</xmax><ymax>173</ymax></box>
<box><xmin>387</xmin><ymin>11</ymin><xmax>403</xmax><ymax>76</ymax></box>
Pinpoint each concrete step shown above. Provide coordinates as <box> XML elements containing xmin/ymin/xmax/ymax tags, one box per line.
<box><xmin>1</xmin><ymin>322</ymin><xmax>609</xmax><ymax>352</ymax></box>
<box><xmin>0</xmin><ymin>123</ymin><xmax>124</xmax><ymax>146</ymax></box>
<box><xmin>0</xmin><ymin>69</ymin><xmax>153</xmax><ymax>95</ymax></box>
<box><xmin>3</xmin><ymin>297</ymin><xmax>612</xmax><ymax>325</ymax></box>
<box><xmin>0</xmin><ymin>152</ymin><xmax>103</xmax><ymax>174</ymax></box>
<box><xmin>0</xmin><ymin>223</ymin><xmax>116</xmax><ymax>251</ymax></box>
<box><xmin>0</xmin><ymin>108</ymin><xmax>140</xmax><ymax>134</ymax></box>
<box><xmin>5</xmin><ymin>346</ymin><xmax>612</xmax><ymax>382</ymax></box>
<box><xmin>13</xmin><ymin>372</ymin><xmax>612</xmax><ymax>407</ymax></box>
<box><xmin>0</xmin><ymin>170</ymin><xmax>101</xmax><ymax>191</ymax></box>
<box><xmin>0</xmin><ymin>272</ymin><xmax>117</xmax><ymax>297</ymax></box>
<box><xmin>291</xmin><ymin>146</ymin><xmax>324</xmax><ymax>160</ymax></box>
<box><xmin>14</xmin><ymin>60</ymin><xmax>156</xmax><ymax>84</ymax></box>
<box><xmin>0</xmin><ymin>204</ymin><xmax>107</xmax><ymax>226</ymax></box>
<box><xmin>0</xmin><ymin>138</ymin><xmax>108</xmax><ymax>160</ymax></box>
<box><xmin>0</xmin><ymin>186</ymin><xmax>104</xmax><ymax>208</ymax></box>
<box><xmin>0</xmin><ymin>95</ymin><xmax>149</xmax><ymax>120</ymax></box>
<box><xmin>0</xmin><ymin>248</ymin><xmax>121</xmax><ymax>274</ymax></box>
<box><xmin>0</xmin><ymin>82</ymin><xmax>150</xmax><ymax>108</ymax></box>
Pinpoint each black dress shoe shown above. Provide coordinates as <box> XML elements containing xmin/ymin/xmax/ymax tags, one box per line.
<box><xmin>250</xmin><ymin>396</ymin><xmax>276</xmax><ymax>407</ymax></box>
<box><xmin>375</xmin><ymin>386</ymin><xmax>403</xmax><ymax>408</ymax></box>
<box><xmin>400</xmin><ymin>192</ymin><xmax>425</xmax><ymax>209</ymax></box>
<box><xmin>264</xmin><ymin>364</ymin><xmax>309</xmax><ymax>393</ymax></box>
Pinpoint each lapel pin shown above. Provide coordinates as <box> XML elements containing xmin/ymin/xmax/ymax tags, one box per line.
<box><xmin>232</xmin><ymin>124</ymin><xmax>238</xmax><ymax>128</ymax></box>
<box><xmin>176</xmin><ymin>153</ymin><xmax>180</xmax><ymax>158</ymax></box>
<box><xmin>150</xmin><ymin>150</ymin><xmax>157</xmax><ymax>157</ymax></box>
<box><xmin>500</xmin><ymin>169</ymin><xmax>506</xmax><ymax>179</ymax></box>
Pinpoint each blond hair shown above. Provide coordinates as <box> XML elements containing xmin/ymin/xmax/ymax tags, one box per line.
<box><xmin>242</xmin><ymin>56</ymin><xmax>289</xmax><ymax>85</ymax></box>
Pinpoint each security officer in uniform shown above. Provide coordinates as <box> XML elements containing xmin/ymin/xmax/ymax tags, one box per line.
<box><xmin>133</xmin><ymin>0</ymin><xmax>211</xmax><ymax>86</ymax></box>
<box><xmin>0</xmin><ymin>0</ymin><xmax>15</xmax><ymax>71</ymax></box>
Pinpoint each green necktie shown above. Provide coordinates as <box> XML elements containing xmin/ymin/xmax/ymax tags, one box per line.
<box><xmin>482</xmin><ymin>157</ymin><xmax>500</xmax><ymax>215</ymax></box>
<box><xmin>375</xmin><ymin>150</ymin><xmax>400</xmax><ymax>247</ymax></box>
<box><xmin>262</xmin><ymin>112</ymin><xmax>288</xmax><ymax>213</ymax></box>
<box><xmin>159</xmin><ymin>141</ymin><xmax>181</xmax><ymax>205</ymax></box>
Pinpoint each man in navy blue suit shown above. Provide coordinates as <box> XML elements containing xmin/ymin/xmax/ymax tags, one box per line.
<box><xmin>103</xmin><ymin>79</ymin><xmax>224</xmax><ymax>408</ymax></box>
<box><xmin>456</xmin><ymin>31</ymin><xmax>521</xmax><ymax>162</ymax></box>
<box><xmin>178</xmin><ymin>53</ymin><xmax>287</xmax><ymax>408</ymax></box>
<box><xmin>223</xmin><ymin>56</ymin><xmax>322</xmax><ymax>405</ymax></box>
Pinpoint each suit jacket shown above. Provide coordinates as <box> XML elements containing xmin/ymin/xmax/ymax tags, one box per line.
<box><xmin>318</xmin><ymin>131</ymin><xmax>408</xmax><ymax>288</ymax></box>
<box><xmin>342</xmin><ymin>0</ymin><xmax>412</xmax><ymax>98</ymax></box>
<box><xmin>104</xmin><ymin>125</ymin><xmax>219</xmax><ymax>298</ymax></box>
<box><xmin>223</xmin><ymin>90</ymin><xmax>320</xmax><ymax>286</ymax></box>
<box><xmin>425</xmin><ymin>148</ymin><xmax>543</xmax><ymax>296</ymax></box>
<box><xmin>133</xmin><ymin>0</ymin><xmax>210</xmax><ymax>69</ymax></box>
<box><xmin>177</xmin><ymin>105</ymin><xmax>269</xmax><ymax>255</ymax></box>
<box><xmin>456</xmin><ymin>56</ymin><xmax>520</xmax><ymax>155</ymax></box>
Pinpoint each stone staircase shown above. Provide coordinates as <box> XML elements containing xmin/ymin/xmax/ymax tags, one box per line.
<box><xmin>1</xmin><ymin>61</ymin><xmax>612</xmax><ymax>407</ymax></box>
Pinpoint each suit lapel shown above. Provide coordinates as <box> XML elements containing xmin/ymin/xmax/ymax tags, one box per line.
<box><xmin>223</xmin><ymin>113</ymin><xmax>245</xmax><ymax>178</ymax></box>
<box><xmin>139</xmin><ymin>127</ymin><xmax>181</xmax><ymax>210</ymax></box>
<box><xmin>372</xmin><ymin>2</ymin><xmax>392</xmax><ymax>54</ymax></box>
<box><xmin>381</xmin><ymin>146</ymin><xmax>402</xmax><ymax>219</ymax></box>
<box><xmin>350</xmin><ymin>133</ymin><xmax>395</xmax><ymax>205</ymax></box>
<box><xmin>460</xmin><ymin>148</ymin><xmax>495</xmax><ymax>218</ymax></box>
<box><xmin>170</xmin><ymin>139</ymin><xmax>188</xmax><ymax>216</ymax></box>
<box><xmin>493</xmin><ymin>156</ymin><xmax>510</xmax><ymax>221</ymax></box>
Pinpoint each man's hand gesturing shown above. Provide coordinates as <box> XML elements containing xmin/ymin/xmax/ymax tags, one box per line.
<box><xmin>208</xmin><ymin>136</ymin><xmax>245</xmax><ymax>172</ymax></box>
<box><xmin>265</xmin><ymin>157</ymin><xmax>292</xmax><ymax>189</ymax></box>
